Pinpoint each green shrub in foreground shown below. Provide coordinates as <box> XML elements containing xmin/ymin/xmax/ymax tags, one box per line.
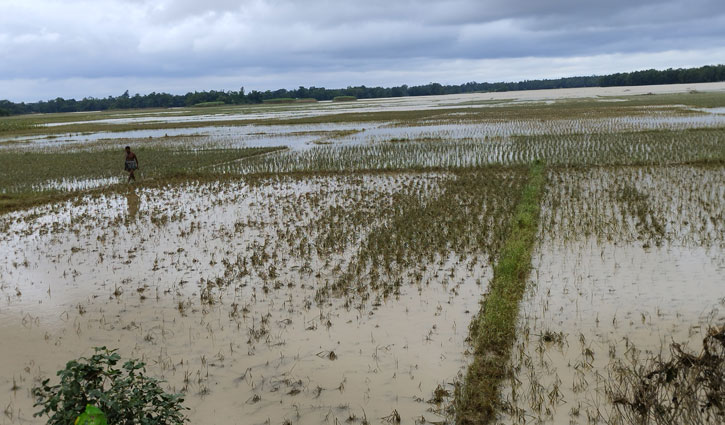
<box><xmin>32</xmin><ymin>347</ymin><xmax>188</xmax><ymax>425</ymax></box>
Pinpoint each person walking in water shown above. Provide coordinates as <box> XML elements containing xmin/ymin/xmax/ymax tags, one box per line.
<box><xmin>124</xmin><ymin>146</ymin><xmax>139</xmax><ymax>182</ymax></box>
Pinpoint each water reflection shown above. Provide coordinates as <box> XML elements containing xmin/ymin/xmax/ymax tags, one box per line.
<box><xmin>126</xmin><ymin>189</ymin><xmax>140</xmax><ymax>220</ymax></box>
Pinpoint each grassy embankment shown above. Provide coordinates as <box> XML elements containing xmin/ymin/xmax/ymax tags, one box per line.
<box><xmin>0</xmin><ymin>146</ymin><xmax>284</xmax><ymax>213</ymax></box>
<box><xmin>262</xmin><ymin>98</ymin><xmax>318</xmax><ymax>104</ymax></box>
<box><xmin>332</xmin><ymin>96</ymin><xmax>357</xmax><ymax>102</ymax></box>
<box><xmin>455</xmin><ymin>162</ymin><xmax>546</xmax><ymax>424</ymax></box>
<box><xmin>193</xmin><ymin>101</ymin><xmax>226</xmax><ymax>107</ymax></box>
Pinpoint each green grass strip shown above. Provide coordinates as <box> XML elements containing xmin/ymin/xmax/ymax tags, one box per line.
<box><xmin>455</xmin><ymin>162</ymin><xmax>546</xmax><ymax>424</ymax></box>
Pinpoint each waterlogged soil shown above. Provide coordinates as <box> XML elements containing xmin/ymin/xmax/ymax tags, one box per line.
<box><xmin>29</xmin><ymin>81</ymin><xmax>725</xmax><ymax>129</ymax></box>
<box><xmin>501</xmin><ymin>242</ymin><xmax>724</xmax><ymax>424</ymax></box>
<box><xmin>499</xmin><ymin>165</ymin><xmax>725</xmax><ymax>424</ymax></box>
<box><xmin>2</xmin><ymin>86</ymin><xmax>724</xmax><ymax>425</ymax></box>
<box><xmin>28</xmin><ymin>176</ymin><xmax>123</xmax><ymax>192</ymax></box>
<box><xmin>0</xmin><ymin>174</ymin><xmax>490</xmax><ymax>425</ymax></box>
<box><xmin>4</xmin><ymin>82</ymin><xmax>725</xmax><ymax>155</ymax></box>
<box><xmin>5</xmin><ymin>109</ymin><xmax>725</xmax><ymax>155</ymax></box>
<box><xmin>0</xmin><ymin>123</ymin><xmax>373</xmax><ymax>152</ymax></box>
<box><xmin>3</xmin><ymin>85</ymin><xmax>725</xmax><ymax>197</ymax></box>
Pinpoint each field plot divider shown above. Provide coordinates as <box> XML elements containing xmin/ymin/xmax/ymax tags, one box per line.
<box><xmin>455</xmin><ymin>162</ymin><xmax>546</xmax><ymax>424</ymax></box>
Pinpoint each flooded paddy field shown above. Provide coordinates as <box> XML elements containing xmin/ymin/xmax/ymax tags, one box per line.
<box><xmin>1</xmin><ymin>85</ymin><xmax>724</xmax><ymax>424</ymax></box>
<box><xmin>8</xmin><ymin>81</ymin><xmax>725</xmax><ymax>132</ymax></box>
<box><xmin>0</xmin><ymin>169</ymin><xmax>527</xmax><ymax>424</ymax></box>
<box><xmin>500</xmin><ymin>165</ymin><xmax>724</xmax><ymax>424</ymax></box>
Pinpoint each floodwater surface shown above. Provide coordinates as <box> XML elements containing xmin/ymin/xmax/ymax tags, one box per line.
<box><xmin>499</xmin><ymin>166</ymin><xmax>725</xmax><ymax>424</ymax></box>
<box><xmin>1</xmin><ymin>85</ymin><xmax>724</xmax><ymax>425</ymax></box>
<box><xmin>0</xmin><ymin>174</ymin><xmax>490</xmax><ymax>424</ymax></box>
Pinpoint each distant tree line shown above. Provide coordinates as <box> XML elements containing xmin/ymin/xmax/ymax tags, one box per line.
<box><xmin>1</xmin><ymin>65</ymin><xmax>723</xmax><ymax>116</ymax></box>
<box><xmin>599</xmin><ymin>65</ymin><xmax>725</xmax><ymax>86</ymax></box>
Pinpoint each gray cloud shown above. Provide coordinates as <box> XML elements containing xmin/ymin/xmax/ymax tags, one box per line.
<box><xmin>1</xmin><ymin>0</ymin><xmax>724</xmax><ymax>101</ymax></box>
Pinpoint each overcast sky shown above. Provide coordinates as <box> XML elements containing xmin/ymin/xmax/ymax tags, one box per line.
<box><xmin>1</xmin><ymin>0</ymin><xmax>724</xmax><ymax>102</ymax></box>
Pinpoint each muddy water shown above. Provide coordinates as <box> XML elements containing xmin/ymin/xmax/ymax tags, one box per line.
<box><xmin>501</xmin><ymin>242</ymin><xmax>724</xmax><ymax>424</ymax></box>
<box><xmin>0</xmin><ymin>174</ymin><xmax>486</xmax><ymax>424</ymax></box>
<box><xmin>29</xmin><ymin>176</ymin><xmax>122</xmax><ymax>192</ymax></box>
<box><xmin>32</xmin><ymin>81</ymin><xmax>725</xmax><ymax>129</ymax></box>
<box><xmin>499</xmin><ymin>166</ymin><xmax>725</xmax><ymax>424</ymax></box>
<box><xmin>0</xmin><ymin>123</ymin><xmax>374</xmax><ymax>152</ymax></box>
<box><xmin>5</xmin><ymin>81</ymin><xmax>725</xmax><ymax>154</ymax></box>
<box><xmin>6</xmin><ymin>110</ymin><xmax>725</xmax><ymax>155</ymax></box>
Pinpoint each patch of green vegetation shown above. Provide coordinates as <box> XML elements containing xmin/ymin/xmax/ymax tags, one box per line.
<box><xmin>439</xmin><ymin>99</ymin><xmax>513</xmax><ymax>107</ymax></box>
<box><xmin>314</xmin><ymin>166</ymin><xmax>528</xmax><ymax>302</ymax></box>
<box><xmin>230</xmin><ymin>140</ymin><xmax>500</xmax><ymax>174</ymax></box>
<box><xmin>0</xmin><ymin>172</ymin><xmax>249</xmax><ymax>214</ymax></box>
<box><xmin>0</xmin><ymin>146</ymin><xmax>284</xmax><ymax>213</ymax></box>
<box><xmin>455</xmin><ymin>162</ymin><xmax>546</xmax><ymax>424</ymax></box>
<box><xmin>615</xmin><ymin>182</ymin><xmax>666</xmax><ymax>243</ymax></box>
<box><xmin>0</xmin><ymin>118</ymin><xmax>39</xmax><ymax>134</ymax></box>
<box><xmin>263</xmin><ymin>98</ymin><xmax>297</xmax><ymax>104</ymax></box>
<box><xmin>225</xmin><ymin>127</ymin><xmax>725</xmax><ymax>176</ymax></box>
<box><xmin>332</xmin><ymin>96</ymin><xmax>357</xmax><ymax>102</ymax></box>
<box><xmin>624</xmin><ymin>90</ymin><xmax>725</xmax><ymax>108</ymax></box>
<box><xmin>363</xmin><ymin>168</ymin><xmax>521</xmax><ymax>261</ymax></box>
<box><xmin>32</xmin><ymin>347</ymin><xmax>187</xmax><ymax>425</ymax></box>
<box><xmin>510</xmin><ymin>127</ymin><xmax>725</xmax><ymax>166</ymax></box>
<box><xmin>262</xmin><ymin>98</ymin><xmax>318</xmax><ymax>104</ymax></box>
<box><xmin>192</xmin><ymin>101</ymin><xmax>226</xmax><ymax>107</ymax></box>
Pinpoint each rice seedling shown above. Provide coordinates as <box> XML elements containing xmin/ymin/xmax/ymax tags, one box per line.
<box><xmin>0</xmin><ymin>146</ymin><xmax>283</xmax><ymax>194</ymax></box>
<box><xmin>0</xmin><ymin>118</ymin><xmax>39</xmax><ymax>134</ymax></box>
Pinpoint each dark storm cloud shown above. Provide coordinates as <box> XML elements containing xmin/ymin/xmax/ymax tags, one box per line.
<box><xmin>1</xmin><ymin>0</ymin><xmax>724</xmax><ymax>101</ymax></box>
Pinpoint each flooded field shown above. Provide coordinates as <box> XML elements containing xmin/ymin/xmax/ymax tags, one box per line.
<box><xmin>0</xmin><ymin>169</ymin><xmax>527</xmax><ymax>424</ymax></box>
<box><xmin>500</xmin><ymin>165</ymin><xmax>724</xmax><ymax>424</ymax></box>
<box><xmin>1</xmin><ymin>85</ymin><xmax>724</xmax><ymax>424</ymax></box>
<box><xmin>15</xmin><ymin>81</ymin><xmax>725</xmax><ymax>131</ymax></box>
